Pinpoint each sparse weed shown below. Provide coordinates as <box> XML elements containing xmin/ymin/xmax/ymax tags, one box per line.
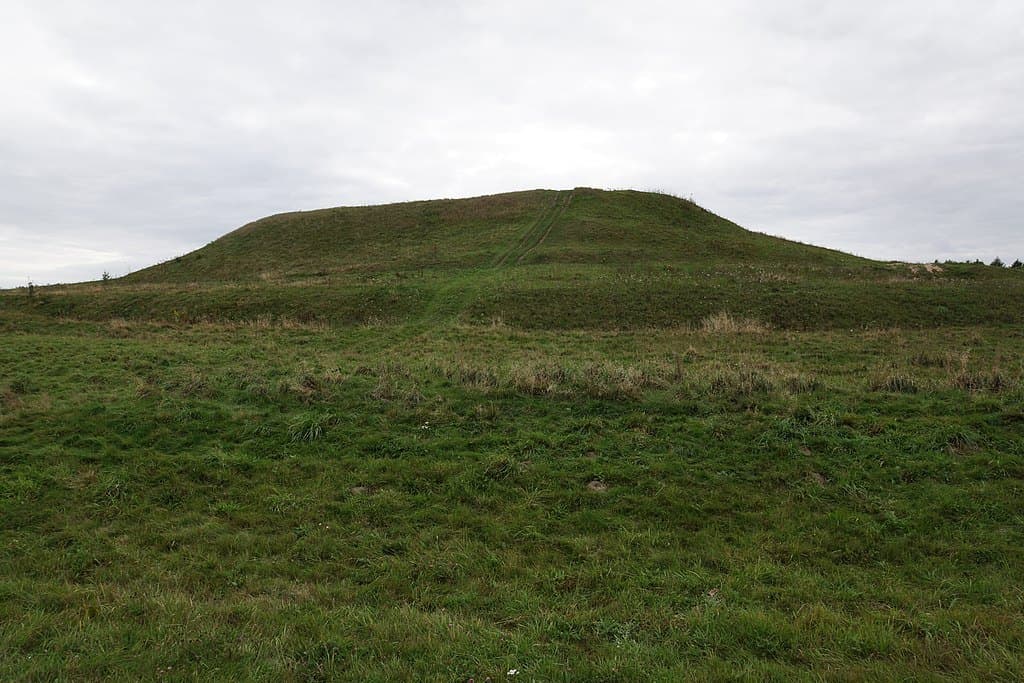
<box><xmin>707</xmin><ymin>365</ymin><xmax>776</xmax><ymax>396</ymax></box>
<box><xmin>870</xmin><ymin>372</ymin><xmax>919</xmax><ymax>394</ymax></box>
<box><xmin>950</xmin><ymin>369</ymin><xmax>1013</xmax><ymax>393</ymax></box>
<box><xmin>942</xmin><ymin>429</ymin><xmax>981</xmax><ymax>454</ymax></box>
<box><xmin>508</xmin><ymin>362</ymin><xmax>568</xmax><ymax>396</ymax></box>
<box><xmin>369</xmin><ymin>375</ymin><xmax>424</xmax><ymax>405</ymax></box>
<box><xmin>164</xmin><ymin>365</ymin><xmax>212</xmax><ymax>398</ymax></box>
<box><xmin>482</xmin><ymin>455</ymin><xmax>520</xmax><ymax>481</ymax></box>
<box><xmin>908</xmin><ymin>351</ymin><xmax>950</xmax><ymax>368</ymax></box>
<box><xmin>783</xmin><ymin>373</ymin><xmax>822</xmax><ymax>394</ymax></box>
<box><xmin>281</xmin><ymin>374</ymin><xmax>324</xmax><ymax>404</ymax></box>
<box><xmin>700</xmin><ymin>312</ymin><xmax>770</xmax><ymax>334</ymax></box>
<box><xmin>474</xmin><ymin>402</ymin><xmax>500</xmax><ymax>420</ymax></box>
<box><xmin>442</xmin><ymin>362</ymin><xmax>500</xmax><ymax>390</ymax></box>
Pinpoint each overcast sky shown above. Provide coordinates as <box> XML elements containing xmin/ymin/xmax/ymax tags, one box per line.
<box><xmin>2</xmin><ymin>1</ymin><xmax>1023</xmax><ymax>287</ymax></box>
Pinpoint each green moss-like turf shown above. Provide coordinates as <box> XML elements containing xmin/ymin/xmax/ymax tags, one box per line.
<box><xmin>2</xmin><ymin>189</ymin><xmax>1023</xmax><ymax>680</ymax></box>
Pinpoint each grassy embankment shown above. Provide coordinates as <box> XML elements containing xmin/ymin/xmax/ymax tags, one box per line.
<box><xmin>2</xmin><ymin>189</ymin><xmax>1023</xmax><ymax>680</ymax></box>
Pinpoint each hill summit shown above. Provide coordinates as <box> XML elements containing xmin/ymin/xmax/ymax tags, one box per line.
<box><xmin>126</xmin><ymin>188</ymin><xmax>858</xmax><ymax>284</ymax></box>
<box><xmin>5</xmin><ymin>188</ymin><xmax>1023</xmax><ymax>329</ymax></box>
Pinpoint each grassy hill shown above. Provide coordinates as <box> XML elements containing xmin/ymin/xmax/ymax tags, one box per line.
<box><xmin>124</xmin><ymin>189</ymin><xmax>862</xmax><ymax>282</ymax></box>
<box><xmin>3</xmin><ymin>189</ymin><xmax>1024</xmax><ymax>679</ymax></box>
<box><xmin>6</xmin><ymin>187</ymin><xmax>1023</xmax><ymax>330</ymax></box>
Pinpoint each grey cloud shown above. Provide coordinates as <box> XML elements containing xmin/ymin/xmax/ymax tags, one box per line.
<box><xmin>1</xmin><ymin>0</ymin><xmax>1022</xmax><ymax>286</ymax></box>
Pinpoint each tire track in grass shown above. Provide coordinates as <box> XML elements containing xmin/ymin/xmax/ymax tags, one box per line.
<box><xmin>413</xmin><ymin>191</ymin><xmax>571</xmax><ymax>332</ymax></box>
<box><xmin>516</xmin><ymin>191</ymin><xmax>572</xmax><ymax>264</ymax></box>
<box><xmin>492</xmin><ymin>191</ymin><xmax>564</xmax><ymax>268</ymax></box>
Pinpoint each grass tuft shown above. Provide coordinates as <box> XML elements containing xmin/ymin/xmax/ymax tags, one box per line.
<box><xmin>870</xmin><ymin>372</ymin><xmax>919</xmax><ymax>393</ymax></box>
<box><xmin>700</xmin><ymin>312</ymin><xmax>770</xmax><ymax>334</ymax></box>
<box><xmin>951</xmin><ymin>369</ymin><xmax>1013</xmax><ymax>393</ymax></box>
<box><xmin>482</xmin><ymin>455</ymin><xmax>520</xmax><ymax>481</ymax></box>
<box><xmin>288</xmin><ymin>412</ymin><xmax>334</xmax><ymax>442</ymax></box>
<box><xmin>707</xmin><ymin>366</ymin><xmax>777</xmax><ymax>396</ymax></box>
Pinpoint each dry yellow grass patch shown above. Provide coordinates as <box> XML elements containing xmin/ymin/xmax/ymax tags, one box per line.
<box><xmin>700</xmin><ymin>312</ymin><xmax>770</xmax><ymax>334</ymax></box>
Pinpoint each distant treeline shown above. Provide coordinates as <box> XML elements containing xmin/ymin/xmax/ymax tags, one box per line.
<box><xmin>939</xmin><ymin>258</ymin><xmax>1022</xmax><ymax>268</ymax></box>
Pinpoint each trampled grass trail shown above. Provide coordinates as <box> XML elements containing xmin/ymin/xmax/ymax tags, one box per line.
<box><xmin>515</xmin><ymin>190</ymin><xmax>573</xmax><ymax>264</ymax></box>
<box><xmin>492</xmin><ymin>190</ymin><xmax>570</xmax><ymax>267</ymax></box>
<box><xmin>417</xmin><ymin>190</ymin><xmax>573</xmax><ymax>329</ymax></box>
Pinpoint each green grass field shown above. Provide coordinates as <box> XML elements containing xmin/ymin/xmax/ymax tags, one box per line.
<box><xmin>2</xmin><ymin>189</ymin><xmax>1023</xmax><ymax>680</ymax></box>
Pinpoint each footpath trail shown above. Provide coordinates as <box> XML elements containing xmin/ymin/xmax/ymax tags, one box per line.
<box><xmin>516</xmin><ymin>190</ymin><xmax>572</xmax><ymax>264</ymax></box>
<box><xmin>413</xmin><ymin>190</ymin><xmax>574</xmax><ymax>332</ymax></box>
<box><xmin>492</xmin><ymin>190</ymin><xmax>572</xmax><ymax>267</ymax></box>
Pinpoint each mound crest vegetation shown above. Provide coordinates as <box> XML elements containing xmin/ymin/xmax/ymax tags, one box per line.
<box><xmin>3</xmin><ymin>187</ymin><xmax>1023</xmax><ymax>329</ymax></box>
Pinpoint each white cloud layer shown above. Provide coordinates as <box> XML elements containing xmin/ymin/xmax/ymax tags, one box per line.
<box><xmin>2</xmin><ymin>0</ymin><xmax>1022</xmax><ymax>286</ymax></box>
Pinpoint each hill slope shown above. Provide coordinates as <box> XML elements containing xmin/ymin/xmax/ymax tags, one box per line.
<box><xmin>4</xmin><ymin>191</ymin><xmax>1024</xmax><ymax>679</ymax></box>
<box><xmin>4</xmin><ymin>188</ymin><xmax>1023</xmax><ymax>329</ymax></box>
<box><xmin>124</xmin><ymin>188</ymin><xmax>863</xmax><ymax>284</ymax></box>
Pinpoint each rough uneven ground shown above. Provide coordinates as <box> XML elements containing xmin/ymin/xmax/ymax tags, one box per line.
<box><xmin>2</xmin><ymin>189</ymin><xmax>1023</xmax><ymax>680</ymax></box>
<box><xmin>2</xmin><ymin>314</ymin><xmax>1023</xmax><ymax>680</ymax></box>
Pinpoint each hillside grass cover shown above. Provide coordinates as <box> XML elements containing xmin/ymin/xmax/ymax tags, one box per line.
<box><xmin>2</xmin><ymin>189</ymin><xmax>1023</xmax><ymax>680</ymax></box>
